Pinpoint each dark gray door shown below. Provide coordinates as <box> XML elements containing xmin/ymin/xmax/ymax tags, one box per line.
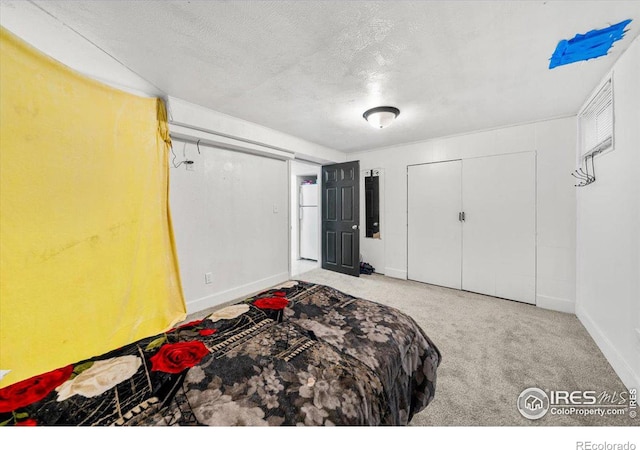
<box><xmin>321</xmin><ymin>161</ymin><xmax>360</xmax><ymax>277</ymax></box>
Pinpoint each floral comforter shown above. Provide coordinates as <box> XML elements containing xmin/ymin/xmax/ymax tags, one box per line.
<box><xmin>0</xmin><ymin>281</ymin><xmax>441</xmax><ymax>426</ymax></box>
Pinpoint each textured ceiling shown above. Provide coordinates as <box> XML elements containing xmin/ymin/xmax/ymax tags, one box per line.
<box><xmin>25</xmin><ymin>1</ymin><xmax>640</xmax><ymax>152</ymax></box>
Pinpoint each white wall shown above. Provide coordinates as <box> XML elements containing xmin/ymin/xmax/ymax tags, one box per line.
<box><xmin>169</xmin><ymin>141</ymin><xmax>289</xmax><ymax>313</ymax></box>
<box><xmin>351</xmin><ymin>116</ymin><xmax>577</xmax><ymax>313</ymax></box>
<box><xmin>575</xmin><ymin>37</ymin><xmax>640</xmax><ymax>390</ymax></box>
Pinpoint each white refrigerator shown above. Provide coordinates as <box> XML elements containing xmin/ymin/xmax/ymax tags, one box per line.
<box><xmin>299</xmin><ymin>184</ymin><xmax>318</xmax><ymax>260</ymax></box>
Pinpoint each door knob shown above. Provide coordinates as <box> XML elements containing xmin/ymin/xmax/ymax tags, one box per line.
<box><xmin>352</xmin><ymin>225</ymin><xmax>358</xmax><ymax>229</ymax></box>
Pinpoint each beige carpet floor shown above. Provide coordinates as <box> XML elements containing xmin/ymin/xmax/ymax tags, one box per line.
<box><xmin>188</xmin><ymin>268</ymin><xmax>635</xmax><ymax>426</ymax></box>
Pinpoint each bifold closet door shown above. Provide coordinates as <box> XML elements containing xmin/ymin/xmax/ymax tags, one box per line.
<box><xmin>408</xmin><ymin>160</ymin><xmax>462</xmax><ymax>289</ymax></box>
<box><xmin>462</xmin><ymin>152</ymin><xmax>536</xmax><ymax>304</ymax></box>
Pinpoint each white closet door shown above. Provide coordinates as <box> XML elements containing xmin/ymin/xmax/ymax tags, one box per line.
<box><xmin>462</xmin><ymin>152</ymin><xmax>536</xmax><ymax>304</ymax></box>
<box><xmin>408</xmin><ymin>160</ymin><xmax>462</xmax><ymax>289</ymax></box>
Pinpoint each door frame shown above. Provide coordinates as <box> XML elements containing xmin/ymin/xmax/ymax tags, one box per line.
<box><xmin>288</xmin><ymin>160</ymin><xmax>322</xmax><ymax>278</ymax></box>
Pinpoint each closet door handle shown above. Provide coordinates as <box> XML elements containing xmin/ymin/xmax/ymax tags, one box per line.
<box><xmin>461</xmin><ymin>212</ymin><xmax>466</xmax><ymax>222</ymax></box>
<box><xmin>458</xmin><ymin>212</ymin><xmax>462</xmax><ymax>222</ymax></box>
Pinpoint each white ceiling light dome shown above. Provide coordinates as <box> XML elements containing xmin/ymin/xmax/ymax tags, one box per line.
<box><xmin>363</xmin><ymin>106</ymin><xmax>400</xmax><ymax>129</ymax></box>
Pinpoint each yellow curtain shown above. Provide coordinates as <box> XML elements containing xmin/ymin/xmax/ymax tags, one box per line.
<box><xmin>0</xmin><ymin>27</ymin><xmax>186</xmax><ymax>388</ymax></box>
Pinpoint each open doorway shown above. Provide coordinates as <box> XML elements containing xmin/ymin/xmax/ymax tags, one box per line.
<box><xmin>289</xmin><ymin>160</ymin><xmax>321</xmax><ymax>277</ymax></box>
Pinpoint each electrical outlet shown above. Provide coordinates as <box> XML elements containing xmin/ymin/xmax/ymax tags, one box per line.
<box><xmin>273</xmin><ymin>204</ymin><xmax>279</xmax><ymax>213</ymax></box>
<box><xmin>186</xmin><ymin>161</ymin><xmax>195</xmax><ymax>171</ymax></box>
<box><xmin>205</xmin><ymin>272</ymin><xmax>213</xmax><ymax>284</ymax></box>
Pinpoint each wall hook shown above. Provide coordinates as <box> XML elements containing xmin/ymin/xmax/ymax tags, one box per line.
<box><xmin>572</xmin><ymin>153</ymin><xmax>596</xmax><ymax>187</ymax></box>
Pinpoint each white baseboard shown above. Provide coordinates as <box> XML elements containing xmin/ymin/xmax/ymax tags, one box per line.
<box><xmin>536</xmin><ymin>294</ymin><xmax>575</xmax><ymax>314</ymax></box>
<box><xmin>576</xmin><ymin>304</ymin><xmax>640</xmax><ymax>391</ymax></box>
<box><xmin>384</xmin><ymin>267</ymin><xmax>407</xmax><ymax>280</ymax></box>
<box><xmin>186</xmin><ymin>272</ymin><xmax>290</xmax><ymax>315</ymax></box>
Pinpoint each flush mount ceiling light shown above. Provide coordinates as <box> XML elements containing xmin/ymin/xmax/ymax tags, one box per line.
<box><xmin>363</xmin><ymin>106</ymin><xmax>400</xmax><ymax>129</ymax></box>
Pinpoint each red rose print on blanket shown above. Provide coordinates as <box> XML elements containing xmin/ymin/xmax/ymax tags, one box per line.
<box><xmin>178</xmin><ymin>319</ymin><xmax>203</xmax><ymax>329</ymax></box>
<box><xmin>0</xmin><ymin>365</ymin><xmax>73</xmax><ymax>412</ymax></box>
<box><xmin>150</xmin><ymin>341</ymin><xmax>210</xmax><ymax>374</ymax></box>
<box><xmin>167</xmin><ymin>319</ymin><xmax>204</xmax><ymax>333</ymax></box>
<box><xmin>198</xmin><ymin>329</ymin><xmax>217</xmax><ymax>336</ymax></box>
<box><xmin>253</xmin><ymin>297</ymin><xmax>289</xmax><ymax>310</ymax></box>
<box><xmin>15</xmin><ymin>418</ymin><xmax>38</xmax><ymax>426</ymax></box>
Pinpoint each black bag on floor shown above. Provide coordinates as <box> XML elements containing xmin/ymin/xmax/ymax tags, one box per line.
<box><xmin>360</xmin><ymin>262</ymin><xmax>375</xmax><ymax>275</ymax></box>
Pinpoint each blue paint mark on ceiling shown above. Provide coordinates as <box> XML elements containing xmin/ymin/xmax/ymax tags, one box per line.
<box><xmin>549</xmin><ymin>19</ymin><xmax>632</xmax><ymax>69</ymax></box>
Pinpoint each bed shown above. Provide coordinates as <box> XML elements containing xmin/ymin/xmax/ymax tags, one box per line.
<box><xmin>0</xmin><ymin>280</ymin><xmax>441</xmax><ymax>426</ymax></box>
